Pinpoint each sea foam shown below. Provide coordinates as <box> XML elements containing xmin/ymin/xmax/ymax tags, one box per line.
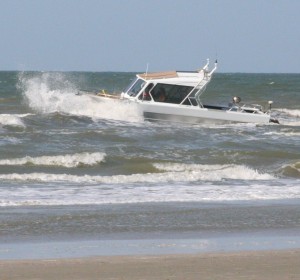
<box><xmin>0</xmin><ymin>178</ymin><xmax>297</xmax><ymax>207</ymax></box>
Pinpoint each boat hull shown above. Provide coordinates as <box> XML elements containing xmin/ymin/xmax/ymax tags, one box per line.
<box><xmin>78</xmin><ymin>93</ymin><xmax>271</xmax><ymax>124</ymax></box>
<box><xmin>140</xmin><ymin>102</ymin><xmax>270</xmax><ymax>124</ymax></box>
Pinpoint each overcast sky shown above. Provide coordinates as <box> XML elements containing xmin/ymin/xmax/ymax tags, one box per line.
<box><xmin>1</xmin><ymin>0</ymin><xmax>299</xmax><ymax>73</ymax></box>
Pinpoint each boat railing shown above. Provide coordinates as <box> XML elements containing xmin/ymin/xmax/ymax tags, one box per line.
<box><xmin>241</xmin><ymin>104</ymin><xmax>264</xmax><ymax>111</ymax></box>
<box><xmin>181</xmin><ymin>59</ymin><xmax>217</xmax><ymax>107</ymax></box>
<box><xmin>228</xmin><ymin>103</ymin><xmax>266</xmax><ymax>114</ymax></box>
<box><xmin>187</xmin><ymin>96</ymin><xmax>199</xmax><ymax>106</ymax></box>
<box><xmin>183</xmin><ymin>76</ymin><xmax>211</xmax><ymax>107</ymax></box>
<box><xmin>194</xmin><ymin>79</ymin><xmax>210</xmax><ymax>107</ymax></box>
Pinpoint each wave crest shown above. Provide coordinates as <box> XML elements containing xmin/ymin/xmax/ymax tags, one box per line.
<box><xmin>0</xmin><ymin>152</ymin><xmax>106</xmax><ymax>168</ymax></box>
<box><xmin>279</xmin><ymin>109</ymin><xmax>300</xmax><ymax>118</ymax></box>
<box><xmin>0</xmin><ymin>163</ymin><xmax>273</xmax><ymax>182</ymax></box>
<box><xmin>153</xmin><ymin>163</ymin><xmax>274</xmax><ymax>181</ymax></box>
<box><xmin>0</xmin><ymin>114</ymin><xmax>29</xmax><ymax>128</ymax></box>
<box><xmin>280</xmin><ymin>162</ymin><xmax>300</xmax><ymax>178</ymax></box>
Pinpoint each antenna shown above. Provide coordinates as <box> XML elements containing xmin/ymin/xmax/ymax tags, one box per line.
<box><xmin>145</xmin><ymin>63</ymin><xmax>149</xmax><ymax>78</ymax></box>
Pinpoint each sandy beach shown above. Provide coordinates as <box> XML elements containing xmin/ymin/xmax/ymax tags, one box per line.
<box><xmin>1</xmin><ymin>250</ymin><xmax>300</xmax><ymax>280</ymax></box>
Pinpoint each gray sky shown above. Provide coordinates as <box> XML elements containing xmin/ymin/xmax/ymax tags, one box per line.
<box><xmin>1</xmin><ymin>0</ymin><xmax>299</xmax><ymax>72</ymax></box>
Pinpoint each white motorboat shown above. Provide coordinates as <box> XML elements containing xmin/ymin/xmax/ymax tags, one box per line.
<box><xmin>81</xmin><ymin>60</ymin><xmax>279</xmax><ymax>124</ymax></box>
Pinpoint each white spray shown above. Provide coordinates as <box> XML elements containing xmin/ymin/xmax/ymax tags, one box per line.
<box><xmin>19</xmin><ymin>72</ymin><xmax>143</xmax><ymax>122</ymax></box>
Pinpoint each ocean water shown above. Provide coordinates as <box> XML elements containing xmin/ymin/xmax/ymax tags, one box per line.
<box><xmin>0</xmin><ymin>71</ymin><xmax>299</xmax><ymax>259</ymax></box>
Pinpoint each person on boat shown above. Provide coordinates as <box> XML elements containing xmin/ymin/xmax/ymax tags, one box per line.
<box><xmin>140</xmin><ymin>83</ymin><xmax>153</xmax><ymax>101</ymax></box>
<box><xmin>157</xmin><ymin>88</ymin><xmax>166</xmax><ymax>102</ymax></box>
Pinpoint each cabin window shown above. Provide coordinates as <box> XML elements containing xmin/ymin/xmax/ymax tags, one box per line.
<box><xmin>138</xmin><ymin>83</ymin><xmax>154</xmax><ymax>101</ymax></box>
<box><xmin>150</xmin><ymin>83</ymin><xmax>193</xmax><ymax>104</ymax></box>
<box><xmin>125</xmin><ymin>78</ymin><xmax>145</xmax><ymax>96</ymax></box>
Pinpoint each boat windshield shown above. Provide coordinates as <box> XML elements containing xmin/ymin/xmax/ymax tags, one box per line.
<box><xmin>125</xmin><ymin>78</ymin><xmax>145</xmax><ymax>96</ymax></box>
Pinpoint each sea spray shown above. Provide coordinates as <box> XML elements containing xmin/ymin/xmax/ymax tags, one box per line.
<box><xmin>18</xmin><ymin>72</ymin><xmax>143</xmax><ymax>122</ymax></box>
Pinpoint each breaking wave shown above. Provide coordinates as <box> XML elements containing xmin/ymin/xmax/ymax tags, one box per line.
<box><xmin>2</xmin><ymin>163</ymin><xmax>299</xmax><ymax>207</ymax></box>
<box><xmin>263</xmin><ymin>131</ymin><xmax>300</xmax><ymax>137</ymax></box>
<box><xmin>279</xmin><ymin>109</ymin><xmax>300</xmax><ymax>118</ymax></box>
<box><xmin>276</xmin><ymin>108</ymin><xmax>300</xmax><ymax>126</ymax></box>
<box><xmin>0</xmin><ymin>114</ymin><xmax>30</xmax><ymax>128</ymax></box>
<box><xmin>153</xmin><ymin>163</ymin><xmax>274</xmax><ymax>180</ymax></box>
<box><xmin>0</xmin><ymin>163</ymin><xmax>273</xmax><ymax>183</ymax></box>
<box><xmin>0</xmin><ymin>152</ymin><xmax>106</xmax><ymax>168</ymax></box>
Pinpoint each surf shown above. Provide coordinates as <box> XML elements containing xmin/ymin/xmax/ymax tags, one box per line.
<box><xmin>0</xmin><ymin>152</ymin><xmax>106</xmax><ymax>168</ymax></box>
<box><xmin>0</xmin><ymin>163</ymin><xmax>274</xmax><ymax>183</ymax></box>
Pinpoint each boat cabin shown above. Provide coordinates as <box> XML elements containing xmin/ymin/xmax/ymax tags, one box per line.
<box><xmin>121</xmin><ymin>60</ymin><xmax>217</xmax><ymax>108</ymax></box>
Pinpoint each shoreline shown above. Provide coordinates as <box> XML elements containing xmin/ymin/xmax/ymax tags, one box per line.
<box><xmin>1</xmin><ymin>249</ymin><xmax>300</xmax><ymax>280</ymax></box>
<box><xmin>2</xmin><ymin>229</ymin><xmax>300</xmax><ymax>260</ymax></box>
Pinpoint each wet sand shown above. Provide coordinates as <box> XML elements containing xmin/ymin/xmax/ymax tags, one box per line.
<box><xmin>1</xmin><ymin>250</ymin><xmax>300</xmax><ymax>280</ymax></box>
